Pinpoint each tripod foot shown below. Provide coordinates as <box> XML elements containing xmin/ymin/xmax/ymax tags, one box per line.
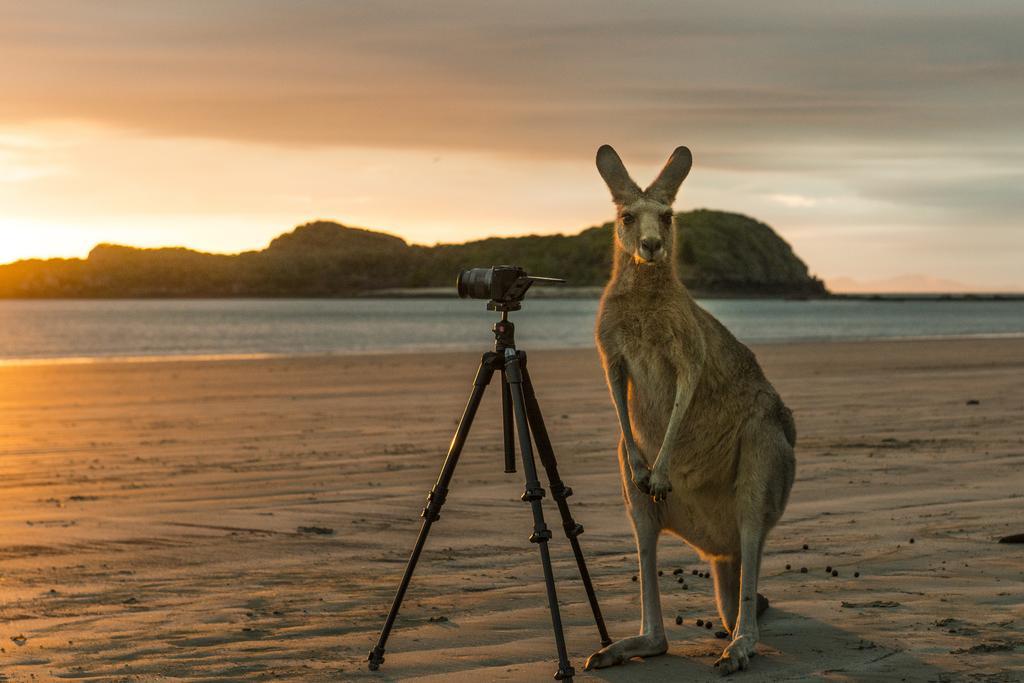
<box><xmin>367</xmin><ymin>645</ymin><xmax>385</xmax><ymax>671</ymax></box>
<box><xmin>555</xmin><ymin>665</ymin><xmax>575</xmax><ymax>680</ymax></box>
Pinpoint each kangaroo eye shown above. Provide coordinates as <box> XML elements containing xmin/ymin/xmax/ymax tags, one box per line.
<box><xmin>621</xmin><ymin>213</ymin><xmax>635</xmax><ymax>225</ymax></box>
<box><xmin>660</xmin><ymin>212</ymin><xmax>673</xmax><ymax>225</ymax></box>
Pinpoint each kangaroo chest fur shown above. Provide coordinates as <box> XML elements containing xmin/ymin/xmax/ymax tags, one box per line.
<box><xmin>616</xmin><ymin>306</ymin><xmax>686</xmax><ymax>441</ymax></box>
<box><xmin>598</xmin><ymin>285</ymin><xmax>771</xmax><ymax>491</ymax></box>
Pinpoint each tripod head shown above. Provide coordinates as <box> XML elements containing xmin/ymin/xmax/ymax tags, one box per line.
<box><xmin>456</xmin><ymin>265</ymin><xmax>565</xmax><ymax>312</ymax></box>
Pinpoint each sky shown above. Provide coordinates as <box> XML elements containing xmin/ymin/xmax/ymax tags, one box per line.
<box><xmin>1</xmin><ymin>1</ymin><xmax>1022</xmax><ymax>291</ymax></box>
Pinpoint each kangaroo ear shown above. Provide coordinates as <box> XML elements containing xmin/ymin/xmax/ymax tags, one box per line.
<box><xmin>645</xmin><ymin>146</ymin><xmax>692</xmax><ymax>205</ymax></box>
<box><xmin>596</xmin><ymin>145</ymin><xmax>642</xmax><ymax>204</ymax></box>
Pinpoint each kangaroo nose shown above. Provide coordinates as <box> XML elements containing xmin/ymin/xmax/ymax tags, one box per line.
<box><xmin>640</xmin><ymin>237</ymin><xmax>662</xmax><ymax>253</ymax></box>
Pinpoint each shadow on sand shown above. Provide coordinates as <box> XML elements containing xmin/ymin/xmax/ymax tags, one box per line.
<box><xmin>582</xmin><ymin>607</ymin><xmax>959</xmax><ymax>682</ymax></box>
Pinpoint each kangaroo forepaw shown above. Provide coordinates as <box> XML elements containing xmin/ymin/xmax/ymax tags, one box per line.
<box><xmin>714</xmin><ymin>634</ymin><xmax>757</xmax><ymax>676</ymax></box>
<box><xmin>648</xmin><ymin>470</ymin><xmax>672</xmax><ymax>501</ymax></box>
<box><xmin>631</xmin><ymin>467</ymin><xmax>653</xmax><ymax>495</ymax></box>
<box><xmin>584</xmin><ymin>635</ymin><xmax>668</xmax><ymax>670</ymax></box>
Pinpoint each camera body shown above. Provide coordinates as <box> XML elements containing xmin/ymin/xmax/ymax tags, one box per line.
<box><xmin>457</xmin><ymin>265</ymin><xmax>564</xmax><ymax>310</ymax></box>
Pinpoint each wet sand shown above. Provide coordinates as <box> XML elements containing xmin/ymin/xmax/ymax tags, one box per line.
<box><xmin>0</xmin><ymin>338</ymin><xmax>1022</xmax><ymax>681</ymax></box>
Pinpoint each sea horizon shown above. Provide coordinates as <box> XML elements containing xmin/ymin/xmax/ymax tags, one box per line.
<box><xmin>2</xmin><ymin>297</ymin><xmax>1023</xmax><ymax>366</ymax></box>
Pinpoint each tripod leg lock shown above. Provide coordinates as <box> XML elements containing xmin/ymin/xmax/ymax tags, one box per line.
<box><xmin>549</xmin><ymin>484</ymin><xmax>573</xmax><ymax>501</ymax></box>
<box><xmin>521</xmin><ymin>485</ymin><xmax>545</xmax><ymax>502</ymax></box>
<box><xmin>554</xmin><ymin>665</ymin><xmax>575</xmax><ymax>680</ymax></box>
<box><xmin>421</xmin><ymin>487</ymin><xmax>448</xmax><ymax>521</ymax></box>
<box><xmin>563</xmin><ymin>521</ymin><xmax>584</xmax><ymax>538</ymax></box>
<box><xmin>367</xmin><ymin>646</ymin><xmax>385</xmax><ymax>671</ymax></box>
<box><xmin>529</xmin><ymin>526</ymin><xmax>553</xmax><ymax>543</ymax></box>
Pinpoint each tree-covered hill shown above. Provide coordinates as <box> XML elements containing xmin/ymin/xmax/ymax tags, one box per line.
<box><xmin>0</xmin><ymin>209</ymin><xmax>827</xmax><ymax>298</ymax></box>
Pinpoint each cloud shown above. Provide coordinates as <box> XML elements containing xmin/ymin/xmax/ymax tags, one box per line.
<box><xmin>767</xmin><ymin>194</ymin><xmax>819</xmax><ymax>208</ymax></box>
<box><xmin>2</xmin><ymin>2</ymin><xmax>1023</xmax><ymax>159</ymax></box>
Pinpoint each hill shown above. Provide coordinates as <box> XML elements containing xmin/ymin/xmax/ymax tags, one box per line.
<box><xmin>0</xmin><ymin>210</ymin><xmax>827</xmax><ymax>298</ymax></box>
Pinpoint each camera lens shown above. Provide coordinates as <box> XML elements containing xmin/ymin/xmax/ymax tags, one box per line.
<box><xmin>456</xmin><ymin>268</ymin><xmax>494</xmax><ymax>299</ymax></box>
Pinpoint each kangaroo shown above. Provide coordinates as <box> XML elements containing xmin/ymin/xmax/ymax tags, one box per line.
<box><xmin>584</xmin><ymin>145</ymin><xmax>796</xmax><ymax>675</ymax></box>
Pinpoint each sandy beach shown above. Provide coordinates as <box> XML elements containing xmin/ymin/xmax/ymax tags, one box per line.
<box><xmin>0</xmin><ymin>337</ymin><xmax>1021</xmax><ymax>681</ymax></box>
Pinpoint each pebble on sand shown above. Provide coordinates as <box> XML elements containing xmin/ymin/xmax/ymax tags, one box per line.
<box><xmin>832</xmin><ymin>569</ymin><xmax>839</xmax><ymax>577</ymax></box>
<box><xmin>631</xmin><ymin>575</ymin><xmax>637</xmax><ymax>582</ymax></box>
<box><xmin>715</xmin><ymin>630</ymin><xmax>729</xmax><ymax>639</ymax></box>
<box><xmin>673</xmin><ymin>568</ymin><xmax>684</xmax><ymax>575</ymax></box>
<box><xmin>800</xmin><ymin>567</ymin><xmax>808</xmax><ymax>573</ymax></box>
<box><xmin>705</xmin><ymin>621</ymin><xmax>713</xmax><ymax>629</ymax></box>
<box><xmin>696</xmin><ymin>619</ymin><xmax>704</xmax><ymax>627</ymax></box>
<box><xmin>802</xmin><ymin>544</ymin><xmax>809</xmax><ymax>550</ymax></box>
<box><xmin>785</xmin><ymin>564</ymin><xmax>791</xmax><ymax>570</ymax></box>
<box><xmin>854</xmin><ymin>571</ymin><xmax>860</xmax><ymax>577</ymax></box>
<box><xmin>658</xmin><ymin>570</ymin><xmax>664</xmax><ymax>576</ymax></box>
<box><xmin>675</xmin><ymin>615</ymin><xmax>683</xmax><ymax>625</ymax></box>
<box><xmin>826</xmin><ymin>565</ymin><xmax>832</xmax><ymax>573</ymax></box>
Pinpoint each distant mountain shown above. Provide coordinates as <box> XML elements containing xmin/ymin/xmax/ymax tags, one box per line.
<box><xmin>0</xmin><ymin>209</ymin><xmax>827</xmax><ymax>298</ymax></box>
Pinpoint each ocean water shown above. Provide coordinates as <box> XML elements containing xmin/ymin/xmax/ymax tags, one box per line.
<box><xmin>0</xmin><ymin>298</ymin><xmax>1022</xmax><ymax>364</ymax></box>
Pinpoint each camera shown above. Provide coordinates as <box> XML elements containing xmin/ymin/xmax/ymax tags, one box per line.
<box><xmin>456</xmin><ymin>265</ymin><xmax>564</xmax><ymax>310</ymax></box>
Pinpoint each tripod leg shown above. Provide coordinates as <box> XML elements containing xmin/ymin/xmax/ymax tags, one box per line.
<box><xmin>521</xmin><ymin>360</ymin><xmax>613</xmax><ymax>647</ymax></box>
<box><xmin>501</xmin><ymin>371</ymin><xmax>516</xmax><ymax>474</ymax></box>
<box><xmin>504</xmin><ymin>348</ymin><xmax>575</xmax><ymax>682</ymax></box>
<box><xmin>367</xmin><ymin>352</ymin><xmax>497</xmax><ymax>671</ymax></box>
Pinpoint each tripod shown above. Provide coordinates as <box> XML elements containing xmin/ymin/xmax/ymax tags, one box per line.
<box><xmin>367</xmin><ymin>307</ymin><xmax>611</xmax><ymax>681</ymax></box>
